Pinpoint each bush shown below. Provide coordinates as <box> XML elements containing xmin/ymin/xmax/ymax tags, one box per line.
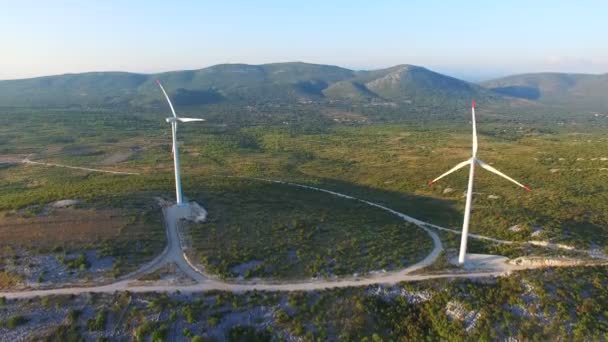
<box><xmin>67</xmin><ymin>309</ymin><xmax>81</xmax><ymax>323</ymax></box>
<box><xmin>151</xmin><ymin>324</ymin><xmax>168</xmax><ymax>342</ymax></box>
<box><xmin>207</xmin><ymin>316</ymin><xmax>219</xmax><ymax>327</ymax></box>
<box><xmin>134</xmin><ymin>321</ymin><xmax>154</xmax><ymax>342</ymax></box>
<box><xmin>182</xmin><ymin>305</ymin><xmax>195</xmax><ymax>323</ymax></box>
<box><xmin>227</xmin><ymin>325</ymin><xmax>272</xmax><ymax>341</ymax></box>
<box><xmin>63</xmin><ymin>253</ymin><xmax>90</xmax><ymax>270</ymax></box>
<box><xmin>5</xmin><ymin>315</ymin><xmax>29</xmax><ymax>329</ymax></box>
<box><xmin>43</xmin><ymin>324</ymin><xmax>83</xmax><ymax>342</ymax></box>
<box><xmin>86</xmin><ymin>310</ymin><xmax>107</xmax><ymax>331</ymax></box>
<box><xmin>0</xmin><ymin>271</ymin><xmax>21</xmax><ymax>289</ymax></box>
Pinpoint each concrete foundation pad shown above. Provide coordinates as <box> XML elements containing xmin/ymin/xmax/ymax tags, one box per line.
<box><xmin>449</xmin><ymin>253</ymin><xmax>512</xmax><ymax>271</ymax></box>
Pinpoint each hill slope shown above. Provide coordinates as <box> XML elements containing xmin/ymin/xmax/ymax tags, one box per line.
<box><xmin>482</xmin><ymin>72</ymin><xmax>608</xmax><ymax>112</ymax></box>
<box><xmin>353</xmin><ymin>65</ymin><xmax>500</xmax><ymax>106</ymax></box>
<box><xmin>0</xmin><ymin>62</ymin><xmax>495</xmax><ymax>111</ymax></box>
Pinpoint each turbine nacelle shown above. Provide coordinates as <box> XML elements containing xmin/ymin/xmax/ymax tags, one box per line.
<box><xmin>427</xmin><ymin>158</ymin><xmax>531</xmax><ymax>192</ymax></box>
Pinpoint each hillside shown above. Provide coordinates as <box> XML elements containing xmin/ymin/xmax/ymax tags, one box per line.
<box><xmin>353</xmin><ymin>64</ymin><xmax>500</xmax><ymax>106</ymax></box>
<box><xmin>0</xmin><ymin>62</ymin><xmax>494</xmax><ymax>112</ymax></box>
<box><xmin>482</xmin><ymin>72</ymin><xmax>608</xmax><ymax>112</ymax></box>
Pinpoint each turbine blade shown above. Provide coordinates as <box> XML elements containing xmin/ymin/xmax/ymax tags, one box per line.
<box><xmin>156</xmin><ymin>80</ymin><xmax>177</xmax><ymax>118</ymax></box>
<box><xmin>427</xmin><ymin>159</ymin><xmax>472</xmax><ymax>185</ymax></box>
<box><xmin>476</xmin><ymin>159</ymin><xmax>531</xmax><ymax>191</ymax></box>
<box><xmin>177</xmin><ymin>117</ymin><xmax>205</xmax><ymax>122</ymax></box>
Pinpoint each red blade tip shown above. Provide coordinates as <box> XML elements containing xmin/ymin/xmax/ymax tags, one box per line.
<box><xmin>472</xmin><ymin>100</ymin><xmax>475</xmax><ymax>108</ymax></box>
<box><xmin>156</xmin><ymin>79</ymin><xmax>161</xmax><ymax>85</ymax></box>
<box><xmin>427</xmin><ymin>180</ymin><xmax>435</xmax><ymax>186</ymax></box>
<box><xmin>523</xmin><ymin>185</ymin><xmax>531</xmax><ymax>191</ymax></box>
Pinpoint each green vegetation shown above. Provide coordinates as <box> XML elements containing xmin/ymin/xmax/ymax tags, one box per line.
<box><xmin>59</xmin><ymin>253</ymin><xmax>90</xmax><ymax>270</ymax></box>
<box><xmin>86</xmin><ymin>309</ymin><xmax>107</xmax><ymax>331</ymax></box>
<box><xmin>8</xmin><ymin>266</ymin><xmax>606</xmax><ymax>339</ymax></box>
<box><xmin>1</xmin><ymin>107</ymin><xmax>607</xmax><ymax>282</ymax></box>
<box><xmin>483</xmin><ymin>72</ymin><xmax>608</xmax><ymax>112</ymax></box>
<box><xmin>1</xmin><ymin>314</ymin><xmax>28</xmax><ymax>329</ymax></box>
<box><xmin>1</xmin><ymin>62</ymin><xmax>608</xmax><ymax>339</ymax></box>
<box><xmin>0</xmin><ymin>63</ymin><xmax>491</xmax><ymax>114</ymax></box>
<box><xmin>186</xmin><ymin>177</ymin><xmax>433</xmax><ymax>279</ymax></box>
<box><xmin>227</xmin><ymin>325</ymin><xmax>272</xmax><ymax>341</ymax></box>
<box><xmin>43</xmin><ymin>324</ymin><xmax>83</xmax><ymax>342</ymax></box>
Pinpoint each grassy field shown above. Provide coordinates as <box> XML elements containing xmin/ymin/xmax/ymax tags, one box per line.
<box><xmin>0</xmin><ymin>109</ymin><xmax>607</xmax><ymax>282</ymax></box>
<box><xmin>0</xmin><ymin>163</ymin><xmax>167</xmax><ymax>279</ymax></box>
<box><xmin>184</xmin><ymin>177</ymin><xmax>433</xmax><ymax>279</ymax></box>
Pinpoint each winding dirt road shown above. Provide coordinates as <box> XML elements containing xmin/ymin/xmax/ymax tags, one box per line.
<box><xmin>0</xmin><ymin>177</ymin><xmax>602</xmax><ymax>300</ymax></box>
<box><xmin>22</xmin><ymin>157</ymin><xmax>140</xmax><ymax>175</ymax></box>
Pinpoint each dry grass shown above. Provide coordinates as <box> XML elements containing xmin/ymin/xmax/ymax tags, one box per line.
<box><xmin>0</xmin><ymin>271</ymin><xmax>21</xmax><ymax>289</ymax></box>
<box><xmin>0</xmin><ymin>208</ymin><xmax>129</xmax><ymax>248</ymax></box>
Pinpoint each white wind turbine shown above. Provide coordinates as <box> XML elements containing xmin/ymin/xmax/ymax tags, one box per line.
<box><xmin>428</xmin><ymin>100</ymin><xmax>531</xmax><ymax>265</ymax></box>
<box><xmin>157</xmin><ymin>80</ymin><xmax>205</xmax><ymax>206</ymax></box>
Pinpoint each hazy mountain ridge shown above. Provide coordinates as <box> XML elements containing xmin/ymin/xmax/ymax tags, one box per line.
<box><xmin>483</xmin><ymin>72</ymin><xmax>608</xmax><ymax>111</ymax></box>
<box><xmin>1</xmin><ymin>62</ymin><xmax>606</xmax><ymax>116</ymax></box>
<box><xmin>0</xmin><ymin>62</ymin><xmax>493</xmax><ymax>110</ymax></box>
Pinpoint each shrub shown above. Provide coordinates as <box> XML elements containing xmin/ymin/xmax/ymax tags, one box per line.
<box><xmin>5</xmin><ymin>315</ymin><xmax>29</xmax><ymax>329</ymax></box>
<box><xmin>86</xmin><ymin>310</ymin><xmax>107</xmax><ymax>331</ymax></box>
<box><xmin>151</xmin><ymin>324</ymin><xmax>168</xmax><ymax>342</ymax></box>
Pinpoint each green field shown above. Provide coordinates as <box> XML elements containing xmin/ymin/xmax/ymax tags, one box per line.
<box><xmin>184</xmin><ymin>177</ymin><xmax>433</xmax><ymax>279</ymax></box>
<box><xmin>1</xmin><ymin>109</ymin><xmax>607</xmax><ymax>283</ymax></box>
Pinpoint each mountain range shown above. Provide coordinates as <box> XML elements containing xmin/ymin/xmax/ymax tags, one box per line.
<box><xmin>0</xmin><ymin>62</ymin><xmax>607</xmax><ymax>117</ymax></box>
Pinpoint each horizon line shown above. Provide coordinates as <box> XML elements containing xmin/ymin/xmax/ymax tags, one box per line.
<box><xmin>1</xmin><ymin>61</ymin><xmax>607</xmax><ymax>82</ymax></box>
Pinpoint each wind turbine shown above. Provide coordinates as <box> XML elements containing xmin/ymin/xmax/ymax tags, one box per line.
<box><xmin>428</xmin><ymin>100</ymin><xmax>531</xmax><ymax>266</ymax></box>
<box><xmin>157</xmin><ymin>80</ymin><xmax>205</xmax><ymax>206</ymax></box>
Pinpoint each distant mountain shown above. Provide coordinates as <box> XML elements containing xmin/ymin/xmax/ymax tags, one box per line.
<box><xmin>0</xmin><ymin>62</ymin><xmax>495</xmax><ymax>111</ymax></box>
<box><xmin>353</xmin><ymin>65</ymin><xmax>499</xmax><ymax>105</ymax></box>
<box><xmin>3</xmin><ymin>62</ymin><xmax>605</xmax><ymax>122</ymax></box>
<box><xmin>482</xmin><ymin>72</ymin><xmax>608</xmax><ymax>112</ymax></box>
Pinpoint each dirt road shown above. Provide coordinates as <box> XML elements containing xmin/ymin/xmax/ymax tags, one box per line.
<box><xmin>1</xmin><ymin>177</ymin><xmax>603</xmax><ymax>300</ymax></box>
<box><xmin>22</xmin><ymin>158</ymin><xmax>139</xmax><ymax>175</ymax></box>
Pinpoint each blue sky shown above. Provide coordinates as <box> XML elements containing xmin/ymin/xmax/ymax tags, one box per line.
<box><xmin>2</xmin><ymin>0</ymin><xmax>607</xmax><ymax>80</ymax></box>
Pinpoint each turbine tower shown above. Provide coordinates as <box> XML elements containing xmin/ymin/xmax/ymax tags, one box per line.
<box><xmin>157</xmin><ymin>80</ymin><xmax>205</xmax><ymax>206</ymax></box>
<box><xmin>428</xmin><ymin>100</ymin><xmax>531</xmax><ymax>265</ymax></box>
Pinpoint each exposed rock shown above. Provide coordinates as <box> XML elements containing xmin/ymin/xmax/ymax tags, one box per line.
<box><xmin>51</xmin><ymin>199</ymin><xmax>80</xmax><ymax>208</ymax></box>
<box><xmin>488</xmin><ymin>194</ymin><xmax>500</xmax><ymax>200</ymax></box>
<box><xmin>509</xmin><ymin>257</ymin><xmax>584</xmax><ymax>267</ymax></box>
<box><xmin>531</xmin><ymin>229</ymin><xmax>544</xmax><ymax>238</ymax></box>
<box><xmin>230</xmin><ymin>260</ymin><xmax>263</xmax><ymax>277</ymax></box>
<box><xmin>188</xmin><ymin>202</ymin><xmax>208</xmax><ymax>223</ymax></box>
<box><xmin>446</xmin><ymin>300</ymin><xmax>467</xmax><ymax>321</ymax></box>
<box><xmin>445</xmin><ymin>300</ymin><xmax>481</xmax><ymax>332</ymax></box>
<box><xmin>368</xmin><ymin>285</ymin><xmax>431</xmax><ymax>304</ymax></box>
<box><xmin>508</xmin><ymin>224</ymin><xmax>522</xmax><ymax>232</ymax></box>
<box><xmin>442</xmin><ymin>187</ymin><xmax>454</xmax><ymax>194</ymax></box>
